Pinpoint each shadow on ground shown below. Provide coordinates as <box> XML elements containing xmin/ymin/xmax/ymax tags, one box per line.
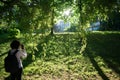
<box><xmin>85</xmin><ymin>48</ymin><xmax>109</xmax><ymax>80</ymax></box>
<box><xmin>85</xmin><ymin>32</ymin><xmax>120</xmax><ymax>79</ymax></box>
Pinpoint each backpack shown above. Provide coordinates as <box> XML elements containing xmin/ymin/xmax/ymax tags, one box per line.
<box><xmin>4</xmin><ymin>50</ymin><xmax>19</xmax><ymax>73</ymax></box>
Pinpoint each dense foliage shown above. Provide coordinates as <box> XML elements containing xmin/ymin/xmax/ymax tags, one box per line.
<box><xmin>0</xmin><ymin>1</ymin><xmax>120</xmax><ymax>79</ymax></box>
<box><xmin>0</xmin><ymin>0</ymin><xmax>119</xmax><ymax>60</ymax></box>
<box><xmin>0</xmin><ymin>0</ymin><xmax>119</xmax><ymax>31</ymax></box>
<box><xmin>100</xmin><ymin>9</ymin><xmax>120</xmax><ymax>31</ymax></box>
<box><xmin>0</xmin><ymin>32</ymin><xmax>120</xmax><ymax>80</ymax></box>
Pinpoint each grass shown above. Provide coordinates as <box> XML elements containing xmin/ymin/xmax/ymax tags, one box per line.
<box><xmin>0</xmin><ymin>31</ymin><xmax>120</xmax><ymax>80</ymax></box>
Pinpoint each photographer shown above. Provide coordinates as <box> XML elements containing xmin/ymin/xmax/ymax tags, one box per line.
<box><xmin>9</xmin><ymin>40</ymin><xmax>27</xmax><ymax>80</ymax></box>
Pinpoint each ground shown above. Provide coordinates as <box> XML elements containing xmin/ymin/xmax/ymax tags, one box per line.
<box><xmin>0</xmin><ymin>31</ymin><xmax>120</xmax><ymax>80</ymax></box>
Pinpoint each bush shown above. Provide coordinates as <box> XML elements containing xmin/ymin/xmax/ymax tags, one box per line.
<box><xmin>8</xmin><ymin>28</ymin><xmax>20</xmax><ymax>38</ymax></box>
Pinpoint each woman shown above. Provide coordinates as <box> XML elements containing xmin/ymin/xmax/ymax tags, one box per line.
<box><xmin>9</xmin><ymin>40</ymin><xmax>27</xmax><ymax>80</ymax></box>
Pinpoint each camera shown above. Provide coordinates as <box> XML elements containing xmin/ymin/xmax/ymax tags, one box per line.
<box><xmin>21</xmin><ymin>44</ymin><xmax>24</xmax><ymax>49</ymax></box>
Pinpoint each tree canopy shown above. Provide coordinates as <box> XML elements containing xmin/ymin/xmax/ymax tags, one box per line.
<box><xmin>0</xmin><ymin>0</ymin><xmax>119</xmax><ymax>33</ymax></box>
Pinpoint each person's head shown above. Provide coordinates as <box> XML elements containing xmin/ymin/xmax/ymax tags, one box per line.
<box><xmin>10</xmin><ymin>40</ymin><xmax>21</xmax><ymax>49</ymax></box>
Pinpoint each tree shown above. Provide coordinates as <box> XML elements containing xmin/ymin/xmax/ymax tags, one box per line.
<box><xmin>100</xmin><ymin>7</ymin><xmax>120</xmax><ymax>31</ymax></box>
<box><xmin>0</xmin><ymin>0</ymin><xmax>119</xmax><ymax>55</ymax></box>
<box><xmin>1</xmin><ymin>0</ymin><xmax>118</xmax><ymax>31</ymax></box>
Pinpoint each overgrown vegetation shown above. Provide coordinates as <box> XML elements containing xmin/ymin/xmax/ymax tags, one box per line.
<box><xmin>0</xmin><ymin>31</ymin><xmax>120</xmax><ymax>80</ymax></box>
<box><xmin>0</xmin><ymin>0</ymin><xmax>120</xmax><ymax>80</ymax></box>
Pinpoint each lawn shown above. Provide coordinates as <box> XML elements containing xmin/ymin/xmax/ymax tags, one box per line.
<box><xmin>0</xmin><ymin>31</ymin><xmax>120</xmax><ymax>80</ymax></box>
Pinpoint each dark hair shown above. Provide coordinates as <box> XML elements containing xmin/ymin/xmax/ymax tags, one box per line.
<box><xmin>10</xmin><ymin>40</ymin><xmax>20</xmax><ymax>49</ymax></box>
